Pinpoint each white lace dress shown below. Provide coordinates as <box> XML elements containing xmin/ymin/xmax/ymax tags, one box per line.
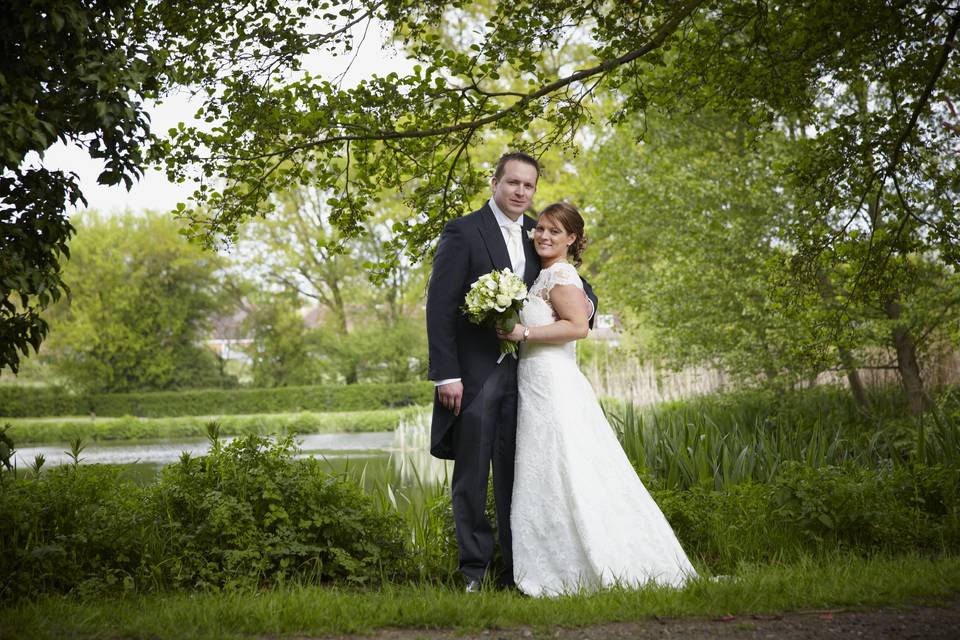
<box><xmin>511</xmin><ymin>261</ymin><xmax>697</xmax><ymax>597</ymax></box>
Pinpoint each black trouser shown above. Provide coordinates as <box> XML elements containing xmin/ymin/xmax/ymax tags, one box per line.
<box><xmin>450</xmin><ymin>359</ymin><xmax>518</xmax><ymax>584</ymax></box>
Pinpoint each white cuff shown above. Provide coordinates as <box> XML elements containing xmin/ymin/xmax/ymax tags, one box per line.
<box><xmin>434</xmin><ymin>378</ymin><xmax>461</xmax><ymax>387</ymax></box>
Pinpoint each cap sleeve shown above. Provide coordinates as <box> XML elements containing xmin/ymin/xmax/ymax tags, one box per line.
<box><xmin>547</xmin><ymin>262</ymin><xmax>583</xmax><ymax>290</ymax></box>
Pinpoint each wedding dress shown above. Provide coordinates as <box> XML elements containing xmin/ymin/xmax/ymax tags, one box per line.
<box><xmin>511</xmin><ymin>261</ymin><xmax>696</xmax><ymax>597</ymax></box>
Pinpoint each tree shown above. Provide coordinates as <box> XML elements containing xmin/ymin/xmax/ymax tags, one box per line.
<box><xmin>1</xmin><ymin>0</ymin><xmax>370</xmax><ymax>373</ymax></box>
<box><xmin>43</xmin><ymin>211</ymin><xmax>229</xmax><ymax>392</ymax></box>
<box><xmin>235</xmin><ymin>183</ymin><xmax>427</xmax><ymax>384</ymax></box>
<box><xmin>160</xmin><ymin>2</ymin><xmax>959</xmax><ymax>411</ymax></box>
<box><xmin>575</xmin><ymin>111</ymin><xmax>826</xmax><ymax>386</ymax></box>
<box><xmin>577</xmin><ymin>101</ymin><xmax>960</xmax><ymax>410</ymax></box>
<box><xmin>241</xmin><ymin>287</ymin><xmax>322</xmax><ymax>388</ymax></box>
<box><xmin>161</xmin><ymin>2</ymin><xmax>958</xmax><ymax>268</ymax></box>
<box><xmin>7</xmin><ymin>0</ymin><xmax>957</xmax><ymax>395</ymax></box>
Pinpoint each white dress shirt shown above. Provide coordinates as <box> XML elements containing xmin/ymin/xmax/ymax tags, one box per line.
<box><xmin>489</xmin><ymin>197</ymin><xmax>526</xmax><ymax>277</ymax></box>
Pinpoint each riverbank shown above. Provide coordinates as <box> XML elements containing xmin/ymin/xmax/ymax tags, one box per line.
<box><xmin>2</xmin><ymin>406</ymin><xmax>426</xmax><ymax>445</ymax></box>
<box><xmin>3</xmin><ymin>554</ymin><xmax>958</xmax><ymax>640</ymax></box>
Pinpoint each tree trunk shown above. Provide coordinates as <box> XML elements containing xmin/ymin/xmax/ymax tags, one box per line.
<box><xmin>816</xmin><ymin>270</ymin><xmax>871</xmax><ymax>410</ymax></box>
<box><xmin>837</xmin><ymin>345</ymin><xmax>871</xmax><ymax>410</ymax></box>
<box><xmin>883</xmin><ymin>295</ymin><xmax>928</xmax><ymax>416</ymax></box>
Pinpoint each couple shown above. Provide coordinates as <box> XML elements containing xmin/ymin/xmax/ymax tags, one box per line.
<box><xmin>426</xmin><ymin>152</ymin><xmax>695</xmax><ymax>597</ymax></box>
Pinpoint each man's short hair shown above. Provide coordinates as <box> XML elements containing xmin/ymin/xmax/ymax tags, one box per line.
<box><xmin>493</xmin><ymin>152</ymin><xmax>541</xmax><ymax>182</ymax></box>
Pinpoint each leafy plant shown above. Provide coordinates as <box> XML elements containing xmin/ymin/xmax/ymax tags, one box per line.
<box><xmin>0</xmin><ymin>434</ymin><xmax>407</xmax><ymax>601</ymax></box>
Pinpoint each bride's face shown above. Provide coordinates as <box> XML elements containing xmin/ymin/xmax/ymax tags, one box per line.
<box><xmin>533</xmin><ymin>214</ymin><xmax>575</xmax><ymax>262</ymax></box>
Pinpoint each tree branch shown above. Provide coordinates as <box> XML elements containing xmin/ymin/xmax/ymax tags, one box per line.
<box><xmin>231</xmin><ymin>0</ymin><xmax>704</xmax><ymax>160</ymax></box>
<box><xmin>885</xmin><ymin>9</ymin><xmax>960</xmax><ymax>178</ymax></box>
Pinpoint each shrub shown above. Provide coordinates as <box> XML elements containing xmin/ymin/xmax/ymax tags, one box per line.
<box><xmin>9</xmin><ymin>407</ymin><xmax>422</xmax><ymax>446</ymax></box>
<box><xmin>0</xmin><ymin>435</ymin><xmax>406</xmax><ymax>601</ymax></box>
<box><xmin>0</xmin><ymin>464</ymin><xmax>153</xmax><ymax>600</ymax></box>
<box><xmin>156</xmin><ymin>435</ymin><xmax>406</xmax><ymax>589</ymax></box>
<box><xmin>654</xmin><ymin>463</ymin><xmax>960</xmax><ymax>572</ymax></box>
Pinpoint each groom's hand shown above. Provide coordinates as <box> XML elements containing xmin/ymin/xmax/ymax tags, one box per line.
<box><xmin>437</xmin><ymin>380</ymin><xmax>464</xmax><ymax>416</ymax></box>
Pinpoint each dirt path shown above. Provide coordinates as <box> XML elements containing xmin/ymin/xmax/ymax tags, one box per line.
<box><xmin>311</xmin><ymin>596</ymin><xmax>960</xmax><ymax>640</ymax></box>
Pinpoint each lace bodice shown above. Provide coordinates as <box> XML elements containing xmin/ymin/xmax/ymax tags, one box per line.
<box><xmin>528</xmin><ymin>261</ymin><xmax>583</xmax><ymax>307</ymax></box>
<box><xmin>519</xmin><ymin>261</ymin><xmax>583</xmax><ymax>362</ymax></box>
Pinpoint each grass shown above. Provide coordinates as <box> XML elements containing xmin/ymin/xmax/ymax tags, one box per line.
<box><xmin>3</xmin><ymin>553</ymin><xmax>958</xmax><ymax>639</ymax></box>
<box><xmin>3</xmin><ymin>406</ymin><xmax>427</xmax><ymax>445</ymax></box>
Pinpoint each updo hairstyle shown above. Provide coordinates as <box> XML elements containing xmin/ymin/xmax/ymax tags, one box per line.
<box><xmin>538</xmin><ymin>201</ymin><xmax>587</xmax><ymax>268</ymax></box>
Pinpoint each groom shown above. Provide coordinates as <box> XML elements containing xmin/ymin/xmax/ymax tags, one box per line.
<box><xmin>426</xmin><ymin>152</ymin><xmax>597</xmax><ymax>591</ymax></box>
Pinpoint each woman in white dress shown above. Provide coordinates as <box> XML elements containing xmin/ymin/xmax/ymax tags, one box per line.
<box><xmin>497</xmin><ymin>202</ymin><xmax>696</xmax><ymax>597</ymax></box>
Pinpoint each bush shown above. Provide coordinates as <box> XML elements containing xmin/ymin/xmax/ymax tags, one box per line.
<box><xmin>155</xmin><ymin>435</ymin><xmax>406</xmax><ymax>590</ymax></box>
<box><xmin>0</xmin><ymin>464</ymin><xmax>153</xmax><ymax>599</ymax></box>
<box><xmin>654</xmin><ymin>463</ymin><xmax>960</xmax><ymax>572</ymax></box>
<box><xmin>0</xmin><ymin>381</ymin><xmax>434</xmax><ymax>418</ymax></box>
<box><xmin>0</xmin><ymin>386</ymin><xmax>86</xmax><ymax>418</ymax></box>
<box><xmin>0</xmin><ymin>435</ymin><xmax>406</xmax><ymax>601</ymax></box>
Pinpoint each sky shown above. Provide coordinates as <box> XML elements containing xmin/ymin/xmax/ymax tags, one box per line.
<box><xmin>39</xmin><ymin>19</ymin><xmax>414</xmax><ymax>217</ymax></box>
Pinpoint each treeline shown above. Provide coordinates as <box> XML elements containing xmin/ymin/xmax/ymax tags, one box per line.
<box><xmin>24</xmin><ymin>206</ymin><xmax>428</xmax><ymax>393</ymax></box>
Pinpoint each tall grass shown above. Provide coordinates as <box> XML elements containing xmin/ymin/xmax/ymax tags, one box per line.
<box><xmin>604</xmin><ymin>386</ymin><xmax>960</xmax><ymax>491</ymax></box>
<box><xmin>318</xmin><ymin>463</ymin><xmax>457</xmax><ymax>583</ymax></box>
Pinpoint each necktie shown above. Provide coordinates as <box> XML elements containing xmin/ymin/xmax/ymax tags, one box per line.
<box><xmin>507</xmin><ymin>222</ymin><xmax>524</xmax><ymax>275</ymax></box>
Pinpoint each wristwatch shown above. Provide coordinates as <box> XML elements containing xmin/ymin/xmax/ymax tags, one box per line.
<box><xmin>521</xmin><ymin>326</ymin><xmax>530</xmax><ymax>343</ymax></box>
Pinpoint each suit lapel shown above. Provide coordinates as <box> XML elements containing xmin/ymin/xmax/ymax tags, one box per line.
<box><xmin>522</xmin><ymin>215</ymin><xmax>540</xmax><ymax>286</ymax></box>
<box><xmin>477</xmin><ymin>203</ymin><xmax>512</xmax><ymax>273</ymax></box>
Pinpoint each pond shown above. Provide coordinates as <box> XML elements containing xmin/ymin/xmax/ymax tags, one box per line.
<box><xmin>11</xmin><ymin>416</ymin><xmax>452</xmax><ymax>504</ymax></box>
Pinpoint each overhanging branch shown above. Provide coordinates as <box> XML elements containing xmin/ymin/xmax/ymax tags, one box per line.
<box><xmin>233</xmin><ymin>0</ymin><xmax>705</xmax><ymax>160</ymax></box>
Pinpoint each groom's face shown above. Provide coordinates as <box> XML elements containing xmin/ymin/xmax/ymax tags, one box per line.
<box><xmin>491</xmin><ymin>160</ymin><xmax>538</xmax><ymax>220</ymax></box>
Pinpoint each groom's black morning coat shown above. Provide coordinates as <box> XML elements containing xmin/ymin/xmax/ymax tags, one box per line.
<box><xmin>426</xmin><ymin>202</ymin><xmax>597</xmax><ymax>459</ymax></box>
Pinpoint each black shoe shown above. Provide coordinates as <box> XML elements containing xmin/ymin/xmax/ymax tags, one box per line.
<box><xmin>465</xmin><ymin>579</ymin><xmax>483</xmax><ymax>594</ymax></box>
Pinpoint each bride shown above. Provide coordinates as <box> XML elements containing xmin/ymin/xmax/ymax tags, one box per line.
<box><xmin>497</xmin><ymin>202</ymin><xmax>697</xmax><ymax>597</ymax></box>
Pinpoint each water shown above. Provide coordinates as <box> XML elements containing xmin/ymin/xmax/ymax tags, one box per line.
<box><xmin>14</xmin><ymin>431</ymin><xmax>397</xmax><ymax>468</ymax></box>
<box><xmin>12</xmin><ymin>414</ymin><xmax>452</xmax><ymax>500</ymax></box>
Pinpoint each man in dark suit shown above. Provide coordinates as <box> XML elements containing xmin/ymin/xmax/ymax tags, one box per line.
<box><xmin>426</xmin><ymin>152</ymin><xmax>597</xmax><ymax>592</ymax></box>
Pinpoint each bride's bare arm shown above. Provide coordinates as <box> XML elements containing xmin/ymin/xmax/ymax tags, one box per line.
<box><xmin>500</xmin><ymin>284</ymin><xmax>589</xmax><ymax>344</ymax></box>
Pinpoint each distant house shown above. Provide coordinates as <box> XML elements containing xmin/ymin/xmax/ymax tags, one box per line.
<box><xmin>205</xmin><ymin>307</ymin><xmax>253</xmax><ymax>365</ymax></box>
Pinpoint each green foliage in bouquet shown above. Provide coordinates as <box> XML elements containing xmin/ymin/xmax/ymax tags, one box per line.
<box><xmin>461</xmin><ymin>269</ymin><xmax>528</xmax><ymax>356</ymax></box>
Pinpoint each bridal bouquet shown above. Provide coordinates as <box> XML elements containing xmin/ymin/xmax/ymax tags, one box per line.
<box><xmin>462</xmin><ymin>268</ymin><xmax>528</xmax><ymax>357</ymax></box>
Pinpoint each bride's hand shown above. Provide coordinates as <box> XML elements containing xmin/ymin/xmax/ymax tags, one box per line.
<box><xmin>497</xmin><ymin>323</ymin><xmax>526</xmax><ymax>343</ymax></box>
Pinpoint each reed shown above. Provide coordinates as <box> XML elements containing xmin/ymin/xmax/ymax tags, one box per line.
<box><xmin>604</xmin><ymin>386</ymin><xmax>960</xmax><ymax>491</ymax></box>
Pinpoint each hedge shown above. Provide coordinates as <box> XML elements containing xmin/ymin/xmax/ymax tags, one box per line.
<box><xmin>0</xmin><ymin>382</ymin><xmax>434</xmax><ymax>418</ymax></box>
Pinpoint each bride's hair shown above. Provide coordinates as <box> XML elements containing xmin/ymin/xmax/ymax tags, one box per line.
<box><xmin>539</xmin><ymin>201</ymin><xmax>587</xmax><ymax>268</ymax></box>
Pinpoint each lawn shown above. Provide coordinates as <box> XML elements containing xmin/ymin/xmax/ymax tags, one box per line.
<box><xmin>3</xmin><ymin>554</ymin><xmax>958</xmax><ymax>640</ymax></box>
